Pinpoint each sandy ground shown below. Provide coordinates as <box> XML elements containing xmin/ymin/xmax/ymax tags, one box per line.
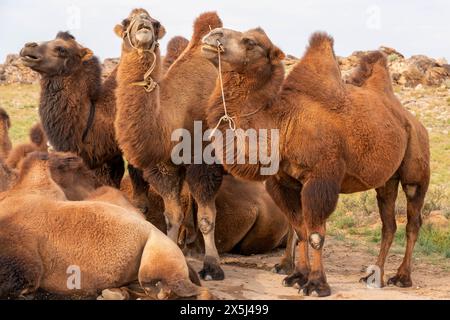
<box><xmin>188</xmin><ymin>238</ymin><xmax>450</xmax><ymax>300</ymax></box>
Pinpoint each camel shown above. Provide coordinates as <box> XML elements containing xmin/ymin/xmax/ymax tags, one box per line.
<box><xmin>0</xmin><ymin>152</ymin><xmax>211</xmax><ymax>300</ymax></box>
<box><xmin>0</xmin><ymin>108</ymin><xmax>12</xmax><ymax>161</ymax></box>
<box><xmin>202</xmin><ymin>28</ymin><xmax>430</xmax><ymax>296</ymax></box>
<box><xmin>19</xmin><ymin>32</ymin><xmax>149</xmax><ymax>209</ymax></box>
<box><xmin>114</xmin><ymin>9</ymin><xmax>226</xmax><ymax>280</ymax></box>
<box><xmin>162</xmin><ymin>36</ymin><xmax>189</xmax><ymax>73</ymax></box>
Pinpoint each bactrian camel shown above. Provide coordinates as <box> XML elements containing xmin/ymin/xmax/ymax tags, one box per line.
<box><xmin>201</xmin><ymin>28</ymin><xmax>430</xmax><ymax>296</ymax></box>
<box><xmin>114</xmin><ymin>9</ymin><xmax>226</xmax><ymax>280</ymax></box>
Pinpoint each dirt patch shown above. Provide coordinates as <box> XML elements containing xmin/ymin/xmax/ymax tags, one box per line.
<box><xmin>188</xmin><ymin>237</ymin><xmax>450</xmax><ymax>300</ymax></box>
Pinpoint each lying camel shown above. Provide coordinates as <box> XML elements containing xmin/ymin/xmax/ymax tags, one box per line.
<box><xmin>114</xmin><ymin>9</ymin><xmax>226</xmax><ymax>280</ymax></box>
<box><xmin>0</xmin><ymin>152</ymin><xmax>211</xmax><ymax>300</ymax></box>
<box><xmin>19</xmin><ymin>32</ymin><xmax>148</xmax><ymax>209</ymax></box>
<box><xmin>202</xmin><ymin>28</ymin><xmax>430</xmax><ymax>296</ymax></box>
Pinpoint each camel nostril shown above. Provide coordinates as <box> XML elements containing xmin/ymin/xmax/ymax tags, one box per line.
<box><xmin>25</xmin><ymin>42</ymin><xmax>38</xmax><ymax>48</ymax></box>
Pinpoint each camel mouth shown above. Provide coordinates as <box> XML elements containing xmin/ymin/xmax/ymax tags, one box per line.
<box><xmin>202</xmin><ymin>44</ymin><xmax>224</xmax><ymax>54</ymax></box>
<box><xmin>20</xmin><ymin>53</ymin><xmax>43</xmax><ymax>66</ymax></box>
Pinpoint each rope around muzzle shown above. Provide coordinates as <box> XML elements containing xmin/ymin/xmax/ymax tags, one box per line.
<box><xmin>208</xmin><ymin>38</ymin><xmax>267</xmax><ymax>139</ymax></box>
<box><xmin>209</xmin><ymin>39</ymin><xmax>236</xmax><ymax>139</ymax></box>
<box><xmin>124</xmin><ymin>15</ymin><xmax>159</xmax><ymax>92</ymax></box>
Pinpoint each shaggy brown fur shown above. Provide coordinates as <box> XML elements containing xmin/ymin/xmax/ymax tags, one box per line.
<box><xmin>202</xmin><ymin>29</ymin><xmax>430</xmax><ymax>296</ymax></box>
<box><xmin>19</xmin><ymin>33</ymin><xmax>129</xmax><ymax>188</ymax></box>
<box><xmin>0</xmin><ymin>108</ymin><xmax>12</xmax><ymax>161</ymax></box>
<box><xmin>162</xmin><ymin>36</ymin><xmax>189</xmax><ymax>73</ymax></box>
<box><xmin>0</xmin><ymin>152</ymin><xmax>211</xmax><ymax>300</ymax></box>
<box><xmin>115</xmin><ymin>9</ymin><xmax>227</xmax><ymax>280</ymax></box>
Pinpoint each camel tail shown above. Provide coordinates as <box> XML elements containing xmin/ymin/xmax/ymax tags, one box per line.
<box><xmin>285</xmin><ymin>32</ymin><xmax>346</xmax><ymax>110</ymax></box>
<box><xmin>346</xmin><ymin>51</ymin><xmax>394</xmax><ymax>94</ymax></box>
<box><xmin>190</xmin><ymin>12</ymin><xmax>223</xmax><ymax>46</ymax></box>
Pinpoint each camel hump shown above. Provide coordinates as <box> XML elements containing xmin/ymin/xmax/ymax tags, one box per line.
<box><xmin>163</xmin><ymin>36</ymin><xmax>189</xmax><ymax>70</ymax></box>
<box><xmin>346</xmin><ymin>51</ymin><xmax>394</xmax><ymax>94</ymax></box>
<box><xmin>29</xmin><ymin>123</ymin><xmax>47</xmax><ymax>148</ymax></box>
<box><xmin>191</xmin><ymin>12</ymin><xmax>223</xmax><ymax>45</ymax></box>
<box><xmin>285</xmin><ymin>31</ymin><xmax>346</xmax><ymax>111</ymax></box>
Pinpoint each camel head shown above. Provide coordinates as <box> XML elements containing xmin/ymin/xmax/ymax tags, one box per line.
<box><xmin>20</xmin><ymin>32</ymin><xmax>93</xmax><ymax>76</ymax></box>
<box><xmin>48</xmin><ymin>152</ymin><xmax>97</xmax><ymax>200</ymax></box>
<box><xmin>202</xmin><ymin>27</ymin><xmax>285</xmax><ymax>73</ymax></box>
<box><xmin>114</xmin><ymin>8</ymin><xmax>166</xmax><ymax>51</ymax></box>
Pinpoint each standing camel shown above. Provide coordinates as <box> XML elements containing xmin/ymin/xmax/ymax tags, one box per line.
<box><xmin>19</xmin><ymin>32</ymin><xmax>148</xmax><ymax>209</ymax></box>
<box><xmin>201</xmin><ymin>28</ymin><xmax>430</xmax><ymax>296</ymax></box>
<box><xmin>114</xmin><ymin>9</ymin><xmax>226</xmax><ymax>280</ymax></box>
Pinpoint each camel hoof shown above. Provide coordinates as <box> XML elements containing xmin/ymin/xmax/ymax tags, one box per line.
<box><xmin>199</xmin><ymin>259</ymin><xmax>225</xmax><ymax>281</ymax></box>
<box><xmin>273</xmin><ymin>262</ymin><xmax>294</xmax><ymax>275</ymax></box>
<box><xmin>97</xmin><ymin>288</ymin><xmax>128</xmax><ymax>300</ymax></box>
<box><xmin>282</xmin><ymin>271</ymin><xmax>309</xmax><ymax>287</ymax></box>
<box><xmin>387</xmin><ymin>274</ymin><xmax>412</xmax><ymax>288</ymax></box>
<box><xmin>299</xmin><ymin>279</ymin><xmax>331</xmax><ymax>297</ymax></box>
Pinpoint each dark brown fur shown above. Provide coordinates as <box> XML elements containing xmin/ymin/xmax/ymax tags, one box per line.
<box><xmin>20</xmin><ymin>33</ymin><xmax>124</xmax><ymax>187</ymax></box>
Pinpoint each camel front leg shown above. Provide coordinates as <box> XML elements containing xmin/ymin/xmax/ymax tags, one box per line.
<box><xmin>127</xmin><ymin>164</ymin><xmax>151</xmax><ymax>214</ymax></box>
<box><xmin>144</xmin><ymin>162</ymin><xmax>185</xmax><ymax>243</ymax></box>
<box><xmin>186</xmin><ymin>164</ymin><xmax>224</xmax><ymax>281</ymax></box>
<box><xmin>300</xmin><ymin>177</ymin><xmax>341</xmax><ymax>297</ymax></box>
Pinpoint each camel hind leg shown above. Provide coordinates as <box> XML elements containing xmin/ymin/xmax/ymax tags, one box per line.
<box><xmin>138</xmin><ymin>227</ymin><xmax>212</xmax><ymax>300</ymax></box>
<box><xmin>388</xmin><ymin>133</ymin><xmax>430</xmax><ymax>288</ymax></box>
<box><xmin>387</xmin><ymin>181</ymin><xmax>428</xmax><ymax>287</ymax></box>
<box><xmin>360</xmin><ymin>177</ymin><xmax>399</xmax><ymax>287</ymax></box>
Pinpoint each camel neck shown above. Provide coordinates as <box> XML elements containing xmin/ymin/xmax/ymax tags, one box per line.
<box><xmin>211</xmin><ymin>63</ymin><xmax>285</xmax><ymax>123</ymax></box>
<box><xmin>115</xmin><ymin>48</ymin><xmax>170</xmax><ymax>169</ymax></box>
<box><xmin>39</xmin><ymin>59</ymin><xmax>102</xmax><ymax>153</ymax></box>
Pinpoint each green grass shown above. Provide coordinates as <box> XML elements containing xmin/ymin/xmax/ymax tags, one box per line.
<box><xmin>0</xmin><ymin>83</ymin><xmax>40</xmax><ymax>143</ymax></box>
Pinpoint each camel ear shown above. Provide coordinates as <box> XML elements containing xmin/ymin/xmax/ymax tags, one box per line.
<box><xmin>114</xmin><ymin>24</ymin><xmax>124</xmax><ymax>38</ymax></box>
<box><xmin>270</xmin><ymin>46</ymin><xmax>285</xmax><ymax>63</ymax></box>
<box><xmin>157</xmin><ymin>24</ymin><xmax>166</xmax><ymax>40</ymax></box>
<box><xmin>80</xmin><ymin>48</ymin><xmax>93</xmax><ymax>61</ymax></box>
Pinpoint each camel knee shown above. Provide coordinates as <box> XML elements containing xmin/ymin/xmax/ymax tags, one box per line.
<box><xmin>199</xmin><ymin>217</ymin><xmax>214</xmax><ymax>235</ymax></box>
<box><xmin>308</xmin><ymin>232</ymin><xmax>325</xmax><ymax>250</ymax></box>
<box><xmin>404</xmin><ymin>184</ymin><xmax>418</xmax><ymax>200</ymax></box>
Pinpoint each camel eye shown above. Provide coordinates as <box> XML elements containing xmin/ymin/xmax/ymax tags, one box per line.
<box><xmin>55</xmin><ymin>46</ymin><xmax>67</xmax><ymax>56</ymax></box>
<box><xmin>243</xmin><ymin>38</ymin><xmax>257</xmax><ymax>50</ymax></box>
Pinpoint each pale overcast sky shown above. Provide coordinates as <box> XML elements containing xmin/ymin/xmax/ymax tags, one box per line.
<box><xmin>0</xmin><ymin>0</ymin><xmax>448</xmax><ymax>62</ymax></box>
